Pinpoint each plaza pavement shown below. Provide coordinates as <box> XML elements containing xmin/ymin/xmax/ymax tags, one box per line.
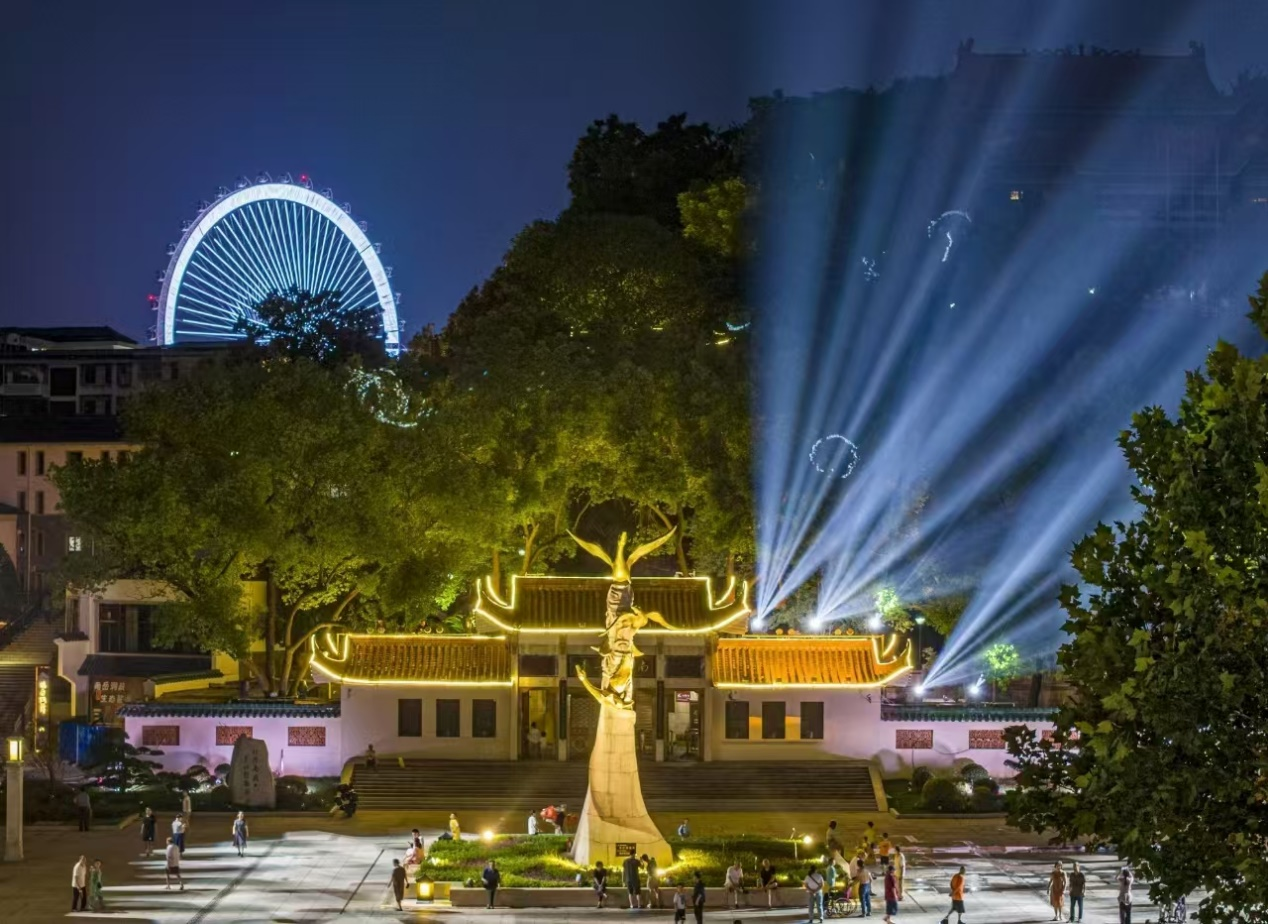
<box><xmin>0</xmin><ymin>811</ymin><xmax>1168</xmax><ymax>924</ymax></box>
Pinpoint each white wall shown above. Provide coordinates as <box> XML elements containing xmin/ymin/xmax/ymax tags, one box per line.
<box><xmin>339</xmin><ymin>685</ymin><xmax>513</xmax><ymax>763</ymax></box>
<box><xmin>708</xmin><ymin>690</ymin><xmax>1050</xmax><ymax>776</ymax></box>
<box><xmin>122</xmin><ymin>714</ymin><xmax>343</xmax><ymax>777</ymax></box>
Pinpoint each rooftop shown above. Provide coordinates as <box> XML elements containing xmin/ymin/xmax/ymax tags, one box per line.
<box><xmin>310</xmin><ymin>634</ymin><xmax>513</xmax><ymax>685</ymax></box>
<box><xmin>712</xmin><ymin>635</ymin><xmax>912</xmax><ymax>688</ymax></box>
<box><xmin>118</xmin><ymin>700</ymin><xmax>340</xmax><ymax>719</ymax></box>
<box><xmin>1</xmin><ymin>327</ymin><xmax>138</xmax><ymax>349</ymax></box>
<box><xmin>474</xmin><ymin>575</ymin><xmax>750</xmax><ymax>633</ymax></box>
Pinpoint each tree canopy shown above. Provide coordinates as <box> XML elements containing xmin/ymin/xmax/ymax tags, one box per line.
<box><xmin>1005</xmin><ymin>273</ymin><xmax>1268</xmax><ymax>923</ymax></box>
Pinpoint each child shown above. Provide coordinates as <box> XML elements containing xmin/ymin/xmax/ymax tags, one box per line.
<box><xmin>673</xmin><ymin>883</ymin><xmax>688</xmax><ymax>923</ymax></box>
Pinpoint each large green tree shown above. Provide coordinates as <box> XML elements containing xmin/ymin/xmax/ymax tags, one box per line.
<box><xmin>55</xmin><ymin>356</ymin><xmax>474</xmax><ymax>694</ymax></box>
<box><xmin>1005</xmin><ymin>273</ymin><xmax>1268</xmax><ymax>922</ymax></box>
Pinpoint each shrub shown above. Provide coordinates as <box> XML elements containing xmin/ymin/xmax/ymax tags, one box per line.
<box><xmin>214</xmin><ymin>763</ymin><xmax>232</xmax><ymax>784</ymax></box>
<box><xmin>959</xmin><ymin>762</ymin><xmax>991</xmax><ymax>784</ymax></box>
<box><xmin>972</xmin><ymin>778</ymin><xmax>1000</xmax><ymax>796</ymax></box>
<box><xmin>920</xmin><ymin>777</ymin><xmax>967</xmax><ymax>812</ymax></box>
<box><xmin>910</xmin><ymin>766</ymin><xmax>933</xmax><ymax>792</ymax></box>
<box><xmin>969</xmin><ymin>786</ymin><xmax>1004</xmax><ymax>812</ymax></box>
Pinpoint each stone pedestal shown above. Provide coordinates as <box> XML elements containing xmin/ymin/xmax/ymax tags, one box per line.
<box><xmin>229</xmin><ymin>736</ymin><xmax>275</xmax><ymax>809</ymax></box>
<box><xmin>570</xmin><ymin>705</ymin><xmax>671</xmax><ymax>868</ymax></box>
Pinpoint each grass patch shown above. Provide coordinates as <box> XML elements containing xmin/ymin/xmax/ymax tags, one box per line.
<box><xmin>425</xmin><ymin>833</ymin><xmax>814</xmax><ymax>888</ymax></box>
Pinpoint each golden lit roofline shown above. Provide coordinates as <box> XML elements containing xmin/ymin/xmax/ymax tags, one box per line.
<box><xmin>473</xmin><ymin>575</ymin><xmax>751</xmax><ymax>635</ymax></box>
<box><xmin>309</xmin><ymin>631</ymin><xmax>514</xmax><ymax>687</ymax></box>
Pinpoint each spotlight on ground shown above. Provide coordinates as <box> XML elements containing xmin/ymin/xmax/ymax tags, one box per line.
<box><xmin>914</xmin><ymin>684</ymin><xmax>926</xmax><ymax>697</ymax></box>
<box><xmin>482</xmin><ymin>829</ymin><xmax>494</xmax><ymax>843</ymax></box>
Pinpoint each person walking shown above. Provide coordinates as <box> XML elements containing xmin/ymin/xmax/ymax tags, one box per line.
<box><xmin>725</xmin><ymin>860</ymin><xmax>745</xmax><ymax>909</ymax></box>
<box><xmin>232</xmin><ymin>811</ymin><xmax>249</xmax><ymax>857</ymax></box>
<box><xmin>365</xmin><ymin>743</ymin><xmax>377</xmax><ymax>771</ymax></box>
<box><xmin>857</xmin><ymin>859</ymin><xmax>875</xmax><ymax>917</ymax></box>
<box><xmin>892</xmin><ymin>846</ymin><xmax>906</xmax><ymax>900</ymax></box>
<box><xmin>172</xmin><ymin>812</ymin><xmax>187</xmax><ymax>854</ymax></box>
<box><xmin>878</xmin><ymin>832</ymin><xmax>893</xmax><ymax>867</ymax></box>
<box><xmin>760</xmin><ymin>858</ymin><xmax>781</xmax><ymax>908</ymax></box>
<box><xmin>180</xmin><ymin>788</ymin><xmax>192</xmax><ymax>831</ymax></box>
<box><xmin>71</xmin><ymin>855</ymin><xmax>89</xmax><ymax>911</ymax></box>
<box><xmin>804</xmin><ymin>864</ymin><xmax>826</xmax><ymax>923</ymax></box>
<box><xmin>593</xmin><ymin>860</ymin><xmax>610</xmax><ymax>908</ymax></box>
<box><xmin>1068</xmin><ymin>861</ymin><xmax>1086</xmax><ymax>923</ymax></box>
<box><xmin>644</xmin><ymin>854</ymin><xmax>661</xmax><ymax>908</ymax></box>
<box><xmin>673</xmin><ymin>883</ymin><xmax>688</xmax><ymax>923</ymax></box>
<box><xmin>164</xmin><ymin>837</ymin><xmax>184</xmax><ymax>891</ymax></box>
<box><xmin>677</xmin><ymin>818</ymin><xmax>691</xmax><ymax>837</ymax></box>
<box><xmin>74</xmin><ymin>787</ymin><xmax>92</xmax><ymax>832</ymax></box>
<box><xmin>862</xmin><ymin>821</ymin><xmax>878</xmax><ymax>862</ymax></box>
<box><xmin>527</xmin><ymin>721</ymin><xmax>543</xmax><ymax>758</ymax></box>
<box><xmin>88</xmin><ymin>859</ymin><xmax>106</xmax><ymax>912</ymax></box>
<box><xmin>624</xmin><ymin>851</ymin><xmax>644</xmax><ymax>909</ymax></box>
<box><xmin>1117</xmin><ymin>865</ymin><xmax>1134</xmax><ymax>924</ymax></box>
<box><xmin>448</xmin><ymin>813</ymin><xmax>462</xmax><ymax>840</ymax></box>
<box><xmin>390</xmin><ymin>858</ymin><xmax>407</xmax><ymax>910</ymax></box>
<box><xmin>482</xmin><ymin>859</ymin><xmax>501</xmax><ymax>908</ymax></box>
<box><xmin>140</xmin><ymin>807</ymin><xmax>157</xmax><ymax>857</ymax></box>
<box><xmin>939</xmin><ymin>866</ymin><xmax>966</xmax><ymax>924</ymax></box>
<box><xmin>527</xmin><ymin>811</ymin><xmax>538</xmax><ymax>836</ymax></box>
<box><xmin>692</xmin><ymin>871</ymin><xmax>706</xmax><ymax>924</ymax></box>
<box><xmin>1049</xmin><ymin>861</ymin><xmax>1068</xmax><ymax>920</ymax></box>
<box><xmin>883</xmin><ymin>864</ymin><xmax>899</xmax><ymax>924</ymax></box>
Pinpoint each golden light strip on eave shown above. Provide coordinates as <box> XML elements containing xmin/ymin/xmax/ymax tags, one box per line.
<box><xmin>712</xmin><ymin>634</ymin><xmax>914</xmax><ymax>690</ymax></box>
<box><xmin>473</xmin><ymin>573</ymin><xmax>751</xmax><ymax>635</ymax></box>
<box><xmin>309</xmin><ymin>631</ymin><xmax>515</xmax><ymax>687</ymax></box>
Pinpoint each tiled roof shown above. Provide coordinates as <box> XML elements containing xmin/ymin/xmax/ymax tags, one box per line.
<box><xmin>118</xmin><ymin>701</ymin><xmax>339</xmax><ymax>719</ymax></box>
<box><xmin>311</xmin><ymin>634</ymin><xmax>513</xmax><ymax>684</ymax></box>
<box><xmin>1</xmin><ymin>326</ymin><xmax>138</xmax><ymax>345</ymax></box>
<box><xmin>712</xmin><ymin>636</ymin><xmax>912</xmax><ymax>687</ymax></box>
<box><xmin>474</xmin><ymin>575</ymin><xmax>749</xmax><ymax>633</ymax></box>
<box><xmin>79</xmin><ymin>654</ymin><xmax>212</xmax><ymax>678</ymax></box>
<box><xmin>881</xmin><ymin>704</ymin><xmax>1057</xmax><ymax>723</ymax></box>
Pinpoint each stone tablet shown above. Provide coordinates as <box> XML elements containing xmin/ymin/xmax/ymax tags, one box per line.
<box><xmin>229</xmin><ymin>735</ymin><xmax>275</xmax><ymax>809</ymax></box>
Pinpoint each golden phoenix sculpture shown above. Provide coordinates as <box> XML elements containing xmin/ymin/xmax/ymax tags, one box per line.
<box><xmin>568</xmin><ymin>528</ymin><xmax>676</xmax><ymax>710</ymax></box>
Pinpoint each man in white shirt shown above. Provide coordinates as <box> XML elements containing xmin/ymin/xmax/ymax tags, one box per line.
<box><xmin>71</xmin><ymin>855</ymin><xmax>89</xmax><ymax>911</ymax></box>
<box><xmin>172</xmin><ymin>813</ymin><xmax>187</xmax><ymax>853</ymax></box>
<box><xmin>180</xmin><ymin>790</ymin><xmax>192</xmax><ymax>829</ymax></box>
<box><xmin>803</xmin><ymin>865</ymin><xmax>826</xmax><ymax>923</ymax></box>
<box><xmin>527</xmin><ymin>811</ymin><xmax>538</xmax><ymax>836</ymax></box>
<box><xmin>725</xmin><ymin>861</ymin><xmax>744</xmax><ymax>909</ymax></box>
<box><xmin>164</xmin><ymin>837</ymin><xmax>184</xmax><ymax>891</ymax></box>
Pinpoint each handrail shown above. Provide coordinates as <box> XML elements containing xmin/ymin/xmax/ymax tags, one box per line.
<box><xmin>0</xmin><ymin>605</ymin><xmax>56</xmax><ymax>651</ymax></box>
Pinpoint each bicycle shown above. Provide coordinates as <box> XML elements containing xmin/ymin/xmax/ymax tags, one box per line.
<box><xmin>825</xmin><ymin>888</ymin><xmax>859</xmax><ymax>918</ymax></box>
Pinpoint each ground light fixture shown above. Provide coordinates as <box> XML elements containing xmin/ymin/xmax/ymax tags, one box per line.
<box><xmin>5</xmin><ymin>737</ymin><xmax>20</xmax><ymax>762</ymax></box>
<box><xmin>482</xmin><ymin>829</ymin><xmax>495</xmax><ymax>843</ymax></box>
<box><xmin>416</xmin><ymin>874</ymin><xmax>434</xmax><ymax>902</ymax></box>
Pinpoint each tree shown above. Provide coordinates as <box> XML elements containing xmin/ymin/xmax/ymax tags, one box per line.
<box><xmin>873</xmin><ymin>585</ymin><xmax>913</xmax><ymax>632</ymax></box>
<box><xmin>567</xmin><ymin>114</ymin><xmax>738</xmax><ymax>230</ymax></box>
<box><xmin>1006</xmin><ymin>273</ymin><xmax>1268</xmax><ymax>922</ymax></box>
<box><xmin>678</xmin><ymin>177</ymin><xmax>750</xmax><ymax>259</ymax></box>
<box><xmin>55</xmin><ymin>356</ymin><xmax>476</xmax><ymax>694</ymax></box>
<box><xmin>234</xmin><ymin>287</ymin><xmax>388</xmax><ymax>368</ymax></box>
<box><xmin>981</xmin><ymin>642</ymin><xmax>1022</xmax><ymax>699</ymax></box>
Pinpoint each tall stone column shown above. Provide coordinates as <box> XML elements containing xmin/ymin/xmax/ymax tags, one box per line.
<box><xmin>570</xmin><ymin>706</ymin><xmax>671</xmax><ymax>868</ymax></box>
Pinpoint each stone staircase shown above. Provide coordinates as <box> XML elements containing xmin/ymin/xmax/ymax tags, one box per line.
<box><xmin>0</xmin><ymin>610</ymin><xmax>60</xmax><ymax>736</ymax></box>
<box><xmin>351</xmin><ymin>759</ymin><xmax>878</xmax><ymax>812</ymax></box>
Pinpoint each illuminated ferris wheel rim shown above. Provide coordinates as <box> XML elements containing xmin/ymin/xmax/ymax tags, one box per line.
<box><xmin>157</xmin><ymin>182</ymin><xmax>400</xmax><ymax>353</ymax></box>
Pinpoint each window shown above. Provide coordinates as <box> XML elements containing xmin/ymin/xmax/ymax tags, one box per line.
<box><xmin>68</xmin><ymin>536</ymin><xmax>82</xmax><ymax>553</ymax></box>
<box><xmin>35</xmin><ymin>451</ymin><xmax>45</xmax><ymax>475</ymax></box>
<box><xmin>518</xmin><ymin>654</ymin><xmax>557</xmax><ymax>677</ymax></box>
<box><xmin>81</xmin><ymin>364</ymin><xmax>97</xmax><ymax>385</ymax></box>
<box><xmin>16</xmin><ymin>451</ymin><xmax>25</xmax><ymax>476</ymax></box>
<box><xmin>101</xmin><ymin>451</ymin><xmax>110</xmax><ymax>462</ymax></box>
<box><xmin>436</xmin><ymin>699</ymin><xmax>461</xmax><ymax>738</ymax></box>
<box><xmin>34</xmin><ymin>491</ymin><xmax>44</xmax><ymax>515</ymax></box>
<box><xmin>800</xmin><ymin>702</ymin><xmax>825</xmax><ymax>740</ymax></box>
<box><xmin>66</xmin><ymin>451</ymin><xmax>83</xmax><ymax>464</ymax></box>
<box><xmin>664</xmin><ymin>655</ymin><xmax>705</xmax><ymax>678</ymax></box>
<box><xmin>567</xmin><ymin>654</ymin><xmax>602</xmax><ymax>678</ymax></box>
<box><xmin>397</xmin><ymin>698</ymin><xmax>422</xmax><ymax>737</ymax></box>
<box><xmin>762</xmin><ymin>701</ymin><xmax>787</xmax><ymax>739</ymax></box>
<box><xmin>34</xmin><ymin>531</ymin><xmax>44</xmax><ymax>557</ymax></box>
<box><xmin>17</xmin><ymin>491</ymin><xmax>25</xmax><ymax>512</ymax></box>
<box><xmin>49</xmin><ymin>368</ymin><xmax>76</xmax><ymax>396</ymax></box>
<box><xmin>1009</xmin><ymin>189</ymin><xmax>1024</xmax><ymax>201</ymax></box>
<box><xmin>724</xmin><ymin>700</ymin><xmax>750</xmax><ymax>739</ymax></box>
<box><xmin>472</xmin><ymin>699</ymin><xmax>497</xmax><ymax>738</ymax></box>
<box><xmin>117</xmin><ymin>364</ymin><xmax>132</xmax><ymax>387</ymax></box>
<box><xmin>98</xmin><ymin>606</ymin><xmax>125</xmax><ymax>653</ymax></box>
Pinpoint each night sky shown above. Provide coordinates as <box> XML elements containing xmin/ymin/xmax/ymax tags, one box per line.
<box><xmin>5</xmin><ymin>0</ymin><xmax>1268</xmax><ymax>342</ymax></box>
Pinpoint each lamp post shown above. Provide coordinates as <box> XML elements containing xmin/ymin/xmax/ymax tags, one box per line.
<box><xmin>913</xmin><ymin>615</ymin><xmax>926</xmax><ymax>689</ymax></box>
<box><xmin>5</xmin><ymin>736</ymin><xmax>24</xmax><ymax>861</ymax></box>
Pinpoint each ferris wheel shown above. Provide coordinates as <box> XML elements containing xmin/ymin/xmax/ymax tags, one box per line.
<box><xmin>153</xmin><ymin>174</ymin><xmax>400</xmax><ymax>354</ymax></box>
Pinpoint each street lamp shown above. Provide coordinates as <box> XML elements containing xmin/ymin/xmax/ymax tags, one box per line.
<box><xmin>913</xmin><ymin>615</ymin><xmax>926</xmax><ymax>689</ymax></box>
<box><xmin>5</xmin><ymin>735</ymin><xmax>24</xmax><ymax>861</ymax></box>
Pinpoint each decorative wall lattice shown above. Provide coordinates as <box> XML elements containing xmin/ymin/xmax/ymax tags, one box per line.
<box><xmin>896</xmin><ymin>729</ymin><xmax>933</xmax><ymax>750</ymax></box>
<box><xmin>968</xmin><ymin>728</ymin><xmax>1006</xmax><ymax>749</ymax></box>
<box><xmin>215</xmin><ymin>725</ymin><xmax>253</xmax><ymax>746</ymax></box>
<box><xmin>288</xmin><ymin>726</ymin><xmax>327</xmax><ymax>747</ymax></box>
<box><xmin>141</xmin><ymin>725</ymin><xmax>180</xmax><ymax>747</ymax></box>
